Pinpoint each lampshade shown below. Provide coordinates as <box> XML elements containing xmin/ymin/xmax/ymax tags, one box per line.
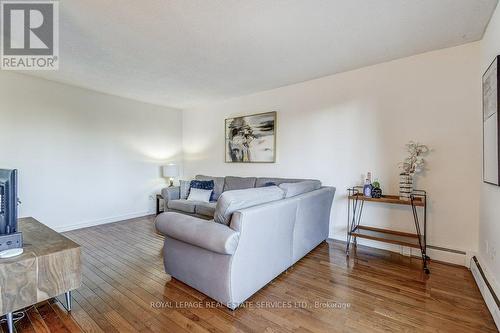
<box><xmin>162</xmin><ymin>164</ymin><xmax>179</xmax><ymax>178</ymax></box>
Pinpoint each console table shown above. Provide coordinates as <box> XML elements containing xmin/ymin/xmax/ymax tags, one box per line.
<box><xmin>0</xmin><ymin>217</ymin><xmax>81</xmax><ymax>333</ymax></box>
<box><xmin>346</xmin><ymin>186</ymin><xmax>430</xmax><ymax>273</ymax></box>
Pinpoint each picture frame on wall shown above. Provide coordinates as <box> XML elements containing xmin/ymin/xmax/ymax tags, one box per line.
<box><xmin>483</xmin><ymin>55</ymin><xmax>500</xmax><ymax>186</ymax></box>
<box><xmin>225</xmin><ymin>111</ymin><xmax>276</xmax><ymax>163</ymax></box>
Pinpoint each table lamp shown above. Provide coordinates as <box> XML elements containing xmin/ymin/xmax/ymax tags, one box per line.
<box><xmin>162</xmin><ymin>164</ymin><xmax>179</xmax><ymax>187</ymax></box>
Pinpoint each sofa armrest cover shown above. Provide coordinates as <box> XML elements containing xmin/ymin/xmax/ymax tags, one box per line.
<box><xmin>155</xmin><ymin>212</ymin><xmax>239</xmax><ymax>255</ymax></box>
<box><xmin>278</xmin><ymin>180</ymin><xmax>321</xmax><ymax>198</ymax></box>
<box><xmin>214</xmin><ymin>186</ymin><xmax>285</xmax><ymax>225</ymax></box>
<box><xmin>161</xmin><ymin>186</ymin><xmax>180</xmax><ymax>202</ymax></box>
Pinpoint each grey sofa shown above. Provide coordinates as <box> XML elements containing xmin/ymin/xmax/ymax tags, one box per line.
<box><xmin>155</xmin><ymin>175</ymin><xmax>335</xmax><ymax>309</ymax></box>
<box><xmin>161</xmin><ymin>175</ymin><xmax>319</xmax><ymax>219</ymax></box>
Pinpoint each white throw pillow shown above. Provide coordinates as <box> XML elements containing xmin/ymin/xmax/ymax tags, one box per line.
<box><xmin>187</xmin><ymin>188</ymin><xmax>212</xmax><ymax>203</ymax></box>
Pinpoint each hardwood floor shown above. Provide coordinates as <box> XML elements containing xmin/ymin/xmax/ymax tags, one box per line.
<box><xmin>5</xmin><ymin>215</ymin><xmax>497</xmax><ymax>333</ymax></box>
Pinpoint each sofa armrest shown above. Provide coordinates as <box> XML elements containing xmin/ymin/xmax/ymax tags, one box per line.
<box><xmin>161</xmin><ymin>186</ymin><xmax>180</xmax><ymax>202</ymax></box>
<box><xmin>155</xmin><ymin>212</ymin><xmax>239</xmax><ymax>255</ymax></box>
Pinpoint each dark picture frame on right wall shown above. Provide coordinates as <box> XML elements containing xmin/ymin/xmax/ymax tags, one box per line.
<box><xmin>483</xmin><ymin>55</ymin><xmax>500</xmax><ymax>186</ymax></box>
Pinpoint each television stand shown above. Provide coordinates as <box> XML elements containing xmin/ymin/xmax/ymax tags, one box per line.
<box><xmin>0</xmin><ymin>217</ymin><xmax>81</xmax><ymax>333</ymax></box>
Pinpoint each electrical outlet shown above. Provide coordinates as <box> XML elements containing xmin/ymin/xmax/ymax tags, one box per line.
<box><xmin>485</xmin><ymin>240</ymin><xmax>489</xmax><ymax>255</ymax></box>
<box><xmin>149</xmin><ymin>195</ymin><xmax>154</xmax><ymax>200</ymax></box>
<box><xmin>491</xmin><ymin>246</ymin><xmax>496</xmax><ymax>261</ymax></box>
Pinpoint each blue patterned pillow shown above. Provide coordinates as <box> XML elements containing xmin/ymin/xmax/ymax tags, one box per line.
<box><xmin>190</xmin><ymin>180</ymin><xmax>215</xmax><ymax>200</ymax></box>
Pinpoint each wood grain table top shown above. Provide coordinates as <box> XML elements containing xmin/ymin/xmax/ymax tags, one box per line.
<box><xmin>0</xmin><ymin>217</ymin><xmax>81</xmax><ymax>315</ymax></box>
<box><xmin>348</xmin><ymin>193</ymin><xmax>425</xmax><ymax>206</ymax></box>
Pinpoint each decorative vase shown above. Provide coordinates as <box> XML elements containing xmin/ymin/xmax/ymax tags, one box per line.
<box><xmin>399</xmin><ymin>173</ymin><xmax>413</xmax><ymax>200</ymax></box>
<box><xmin>372</xmin><ymin>187</ymin><xmax>382</xmax><ymax>198</ymax></box>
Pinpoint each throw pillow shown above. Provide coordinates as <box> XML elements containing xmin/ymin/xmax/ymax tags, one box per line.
<box><xmin>187</xmin><ymin>188</ymin><xmax>212</xmax><ymax>203</ymax></box>
<box><xmin>190</xmin><ymin>180</ymin><xmax>215</xmax><ymax>200</ymax></box>
<box><xmin>179</xmin><ymin>180</ymin><xmax>191</xmax><ymax>200</ymax></box>
<box><xmin>195</xmin><ymin>175</ymin><xmax>225</xmax><ymax>200</ymax></box>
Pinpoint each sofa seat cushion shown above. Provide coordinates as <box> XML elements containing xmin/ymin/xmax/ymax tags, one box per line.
<box><xmin>215</xmin><ymin>186</ymin><xmax>285</xmax><ymax>225</ymax></box>
<box><xmin>167</xmin><ymin>199</ymin><xmax>196</xmax><ymax>213</ymax></box>
<box><xmin>223</xmin><ymin>176</ymin><xmax>257</xmax><ymax>191</ymax></box>
<box><xmin>195</xmin><ymin>202</ymin><xmax>217</xmax><ymax>217</ymax></box>
<box><xmin>279</xmin><ymin>180</ymin><xmax>322</xmax><ymax>198</ymax></box>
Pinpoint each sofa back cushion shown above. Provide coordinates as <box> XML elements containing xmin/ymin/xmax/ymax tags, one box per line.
<box><xmin>195</xmin><ymin>175</ymin><xmax>225</xmax><ymax>200</ymax></box>
<box><xmin>223</xmin><ymin>176</ymin><xmax>257</xmax><ymax>192</ymax></box>
<box><xmin>279</xmin><ymin>180</ymin><xmax>322</xmax><ymax>198</ymax></box>
<box><xmin>179</xmin><ymin>180</ymin><xmax>191</xmax><ymax>200</ymax></box>
<box><xmin>255</xmin><ymin>177</ymin><xmax>310</xmax><ymax>187</ymax></box>
<box><xmin>214</xmin><ymin>186</ymin><xmax>285</xmax><ymax>225</ymax></box>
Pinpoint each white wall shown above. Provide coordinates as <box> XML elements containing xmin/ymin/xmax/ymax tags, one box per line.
<box><xmin>480</xmin><ymin>2</ymin><xmax>500</xmax><ymax>294</ymax></box>
<box><xmin>0</xmin><ymin>39</ymin><xmax>482</xmax><ymax>264</ymax></box>
<box><xmin>0</xmin><ymin>72</ymin><xmax>183</xmax><ymax>231</ymax></box>
<box><xmin>183</xmin><ymin>42</ymin><xmax>481</xmax><ymax>263</ymax></box>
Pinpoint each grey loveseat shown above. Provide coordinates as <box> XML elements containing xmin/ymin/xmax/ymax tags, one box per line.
<box><xmin>155</xmin><ymin>175</ymin><xmax>335</xmax><ymax>309</ymax></box>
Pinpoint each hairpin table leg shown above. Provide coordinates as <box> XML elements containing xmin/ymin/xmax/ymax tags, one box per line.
<box><xmin>6</xmin><ymin>312</ymin><xmax>13</xmax><ymax>333</ymax></box>
<box><xmin>65</xmin><ymin>291</ymin><xmax>72</xmax><ymax>312</ymax></box>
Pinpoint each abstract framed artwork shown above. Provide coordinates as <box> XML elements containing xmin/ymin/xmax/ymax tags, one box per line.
<box><xmin>483</xmin><ymin>55</ymin><xmax>500</xmax><ymax>185</ymax></box>
<box><xmin>225</xmin><ymin>111</ymin><xmax>276</xmax><ymax>163</ymax></box>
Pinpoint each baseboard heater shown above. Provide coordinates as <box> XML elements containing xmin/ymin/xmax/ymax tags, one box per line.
<box><xmin>470</xmin><ymin>256</ymin><xmax>500</xmax><ymax>330</ymax></box>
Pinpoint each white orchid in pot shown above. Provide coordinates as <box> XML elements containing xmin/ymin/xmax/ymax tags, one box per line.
<box><xmin>399</xmin><ymin>141</ymin><xmax>429</xmax><ymax>200</ymax></box>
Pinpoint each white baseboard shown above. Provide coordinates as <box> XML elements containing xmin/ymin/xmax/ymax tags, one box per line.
<box><xmin>470</xmin><ymin>255</ymin><xmax>500</xmax><ymax>330</ymax></box>
<box><xmin>331</xmin><ymin>235</ymin><xmax>469</xmax><ymax>266</ymax></box>
<box><xmin>54</xmin><ymin>210</ymin><xmax>155</xmax><ymax>233</ymax></box>
<box><xmin>424</xmin><ymin>246</ymin><xmax>466</xmax><ymax>266</ymax></box>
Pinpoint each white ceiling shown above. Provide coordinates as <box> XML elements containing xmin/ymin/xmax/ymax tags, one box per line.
<box><xmin>27</xmin><ymin>0</ymin><xmax>498</xmax><ymax>109</ymax></box>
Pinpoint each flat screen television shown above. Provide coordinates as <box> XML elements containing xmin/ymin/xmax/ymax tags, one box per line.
<box><xmin>0</xmin><ymin>169</ymin><xmax>17</xmax><ymax>234</ymax></box>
